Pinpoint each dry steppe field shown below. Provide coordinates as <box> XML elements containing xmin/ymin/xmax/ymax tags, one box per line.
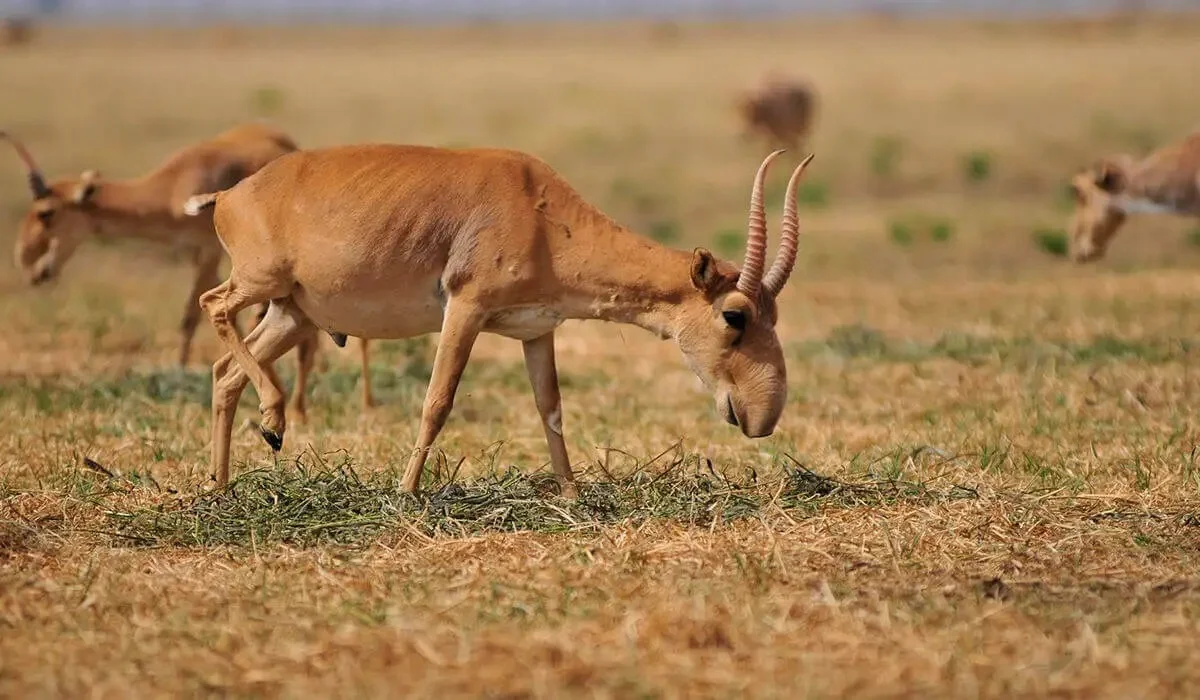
<box><xmin>4</xmin><ymin>15</ymin><xmax>1200</xmax><ymax>698</ymax></box>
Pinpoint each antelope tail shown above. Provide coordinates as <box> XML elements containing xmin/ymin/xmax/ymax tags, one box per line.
<box><xmin>183</xmin><ymin>192</ymin><xmax>221</xmax><ymax>216</ymax></box>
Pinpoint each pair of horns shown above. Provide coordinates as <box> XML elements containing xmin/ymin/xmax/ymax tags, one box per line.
<box><xmin>738</xmin><ymin>149</ymin><xmax>814</xmax><ymax>300</ymax></box>
<box><xmin>0</xmin><ymin>131</ymin><xmax>51</xmax><ymax>200</ymax></box>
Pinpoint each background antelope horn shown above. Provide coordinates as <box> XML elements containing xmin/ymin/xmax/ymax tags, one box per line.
<box><xmin>0</xmin><ymin>131</ymin><xmax>51</xmax><ymax>200</ymax></box>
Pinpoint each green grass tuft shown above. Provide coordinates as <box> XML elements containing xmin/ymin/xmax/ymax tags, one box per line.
<box><xmin>962</xmin><ymin>150</ymin><xmax>993</xmax><ymax>184</ymax></box>
<box><xmin>648</xmin><ymin>219</ymin><xmax>681</xmax><ymax>244</ymax></box>
<box><xmin>869</xmin><ymin>135</ymin><xmax>904</xmax><ymax>179</ymax></box>
<box><xmin>797</xmin><ymin>180</ymin><xmax>830</xmax><ymax>208</ymax></box>
<box><xmin>713</xmin><ymin>228</ymin><xmax>743</xmax><ymax>259</ymax></box>
<box><xmin>250</xmin><ymin>85</ymin><xmax>286</xmax><ymax>115</ymax></box>
<box><xmin>1034</xmin><ymin>228</ymin><xmax>1069</xmax><ymax>257</ymax></box>
<box><xmin>930</xmin><ymin>219</ymin><xmax>956</xmax><ymax>242</ymax></box>
<box><xmin>889</xmin><ymin>220</ymin><xmax>915</xmax><ymax>246</ymax></box>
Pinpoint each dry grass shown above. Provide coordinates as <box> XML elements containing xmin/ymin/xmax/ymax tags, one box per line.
<box><xmin>3</xmin><ymin>15</ymin><xmax>1200</xmax><ymax>698</ymax></box>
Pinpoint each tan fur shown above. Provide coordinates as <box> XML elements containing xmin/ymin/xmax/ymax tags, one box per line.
<box><xmin>738</xmin><ymin>75</ymin><xmax>818</xmax><ymax>151</ymax></box>
<box><xmin>1069</xmin><ymin>131</ymin><xmax>1200</xmax><ymax>262</ymax></box>
<box><xmin>189</xmin><ymin>145</ymin><xmax>814</xmax><ymax>494</ymax></box>
<box><xmin>3</xmin><ymin>123</ymin><xmax>375</xmax><ymax>418</ymax></box>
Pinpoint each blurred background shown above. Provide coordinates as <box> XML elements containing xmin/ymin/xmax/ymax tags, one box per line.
<box><xmin>2</xmin><ymin>0</ymin><xmax>1200</xmax><ymax>373</ymax></box>
<box><xmin>2</xmin><ymin>0</ymin><xmax>1190</xmax><ymax>21</ymax></box>
<box><xmin>0</xmin><ymin>0</ymin><xmax>1193</xmax><ymax>22</ymax></box>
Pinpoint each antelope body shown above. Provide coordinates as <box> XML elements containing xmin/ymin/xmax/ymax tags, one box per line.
<box><xmin>738</xmin><ymin>75</ymin><xmax>818</xmax><ymax>152</ymax></box>
<box><xmin>2</xmin><ymin>124</ymin><xmax>375</xmax><ymax>418</ymax></box>
<box><xmin>1070</xmin><ymin>130</ymin><xmax>1200</xmax><ymax>262</ymax></box>
<box><xmin>187</xmin><ymin>145</ymin><xmax>814</xmax><ymax>495</ymax></box>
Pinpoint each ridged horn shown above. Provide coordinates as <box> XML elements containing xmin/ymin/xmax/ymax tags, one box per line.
<box><xmin>762</xmin><ymin>153</ymin><xmax>815</xmax><ymax>297</ymax></box>
<box><xmin>737</xmin><ymin>149</ymin><xmax>785</xmax><ymax>299</ymax></box>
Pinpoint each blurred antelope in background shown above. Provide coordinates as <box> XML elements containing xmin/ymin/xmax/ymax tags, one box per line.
<box><xmin>738</xmin><ymin>74</ymin><xmax>818</xmax><ymax>152</ymax></box>
<box><xmin>2</xmin><ymin>124</ymin><xmax>375</xmax><ymax>419</ymax></box>
<box><xmin>1069</xmin><ymin>131</ymin><xmax>1200</xmax><ymax>262</ymax></box>
<box><xmin>0</xmin><ymin>16</ymin><xmax>33</xmax><ymax>47</ymax></box>
<box><xmin>186</xmin><ymin>145</ymin><xmax>814</xmax><ymax>496</ymax></box>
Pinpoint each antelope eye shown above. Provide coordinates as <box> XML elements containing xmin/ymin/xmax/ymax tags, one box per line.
<box><xmin>722</xmin><ymin>310</ymin><xmax>747</xmax><ymax>331</ymax></box>
<box><xmin>35</xmin><ymin>209</ymin><xmax>54</xmax><ymax>224</ymax></box>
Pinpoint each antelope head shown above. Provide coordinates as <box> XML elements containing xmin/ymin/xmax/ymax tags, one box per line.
<box><xmin>1068</xmin><ymin>157</ymin><xmax>1131</xmax><ymax>263</ymax></box>
<box><xmin>675</xmin><ymin>150</ymin><xmax>812</xmax><ymax>438</ymax></box>
<box><xmin>3</xmin><ymin>132</ymin><xmax>102</xmax><ymax>285</ymax></box>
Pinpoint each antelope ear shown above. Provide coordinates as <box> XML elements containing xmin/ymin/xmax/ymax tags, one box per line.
<box><xmin>72</xmin><ymin>170</ymin><xmax>99</xmax><ymax>204</ymax></box>
<box><xmin>690</xmin><ymin>248</ymin><xmax>720</xmax><ymax>292</ymax></box>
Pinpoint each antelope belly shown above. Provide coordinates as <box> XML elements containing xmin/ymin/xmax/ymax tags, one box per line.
<box><xmin>485</xmin><ymin>306</ymin><xmax>564</xmax><ymax>341</ymax></box>
<box><xmin>291</xmin><ymin>277</ymin><xmax>445</xmax><ymax>339</ymax></box>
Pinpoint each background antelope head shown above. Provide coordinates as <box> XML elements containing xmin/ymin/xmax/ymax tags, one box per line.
<box><xmin>1068</xmin><ymin>157</ymin><xmax>1131</xmax><ymax>263</ymax></box>
<box><xmin>3</xmin><ymin>132</ymin><xmax>104</xmax><ymax>285</ymax></box>
<box><xmin>675</xmin><ymin>150</ymin><xmax>811</xmax><ymax>438</ymax></box>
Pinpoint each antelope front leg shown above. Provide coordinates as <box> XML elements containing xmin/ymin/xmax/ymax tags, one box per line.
<box><xmin>179</xmin><ymin>248</ymin><xmax>221</xmax><ymax>367</ymax></box>
<box><xmin>522</xmin><ymin>332</ymin><xmax>577</xmax><ymax>499</ymax></box>
<box><xmin>400</xmin><ymin>305</ymin><xmax>484</xmax><ymax>493</ymax></box>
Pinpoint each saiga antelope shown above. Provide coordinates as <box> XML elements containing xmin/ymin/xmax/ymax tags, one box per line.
<box><xmin>2</xmin><ymin>125</ymin><xmax>375</xmax><ymax>417</ymax></box>
<box><xmin>738</xmin><ymin>75</ymin><xmax>818</xmax><ymax>152</ymax></box>
<box><xmin>186</xmin><ymin>145</ymin><xmax>814</xmax><ymax>497</ymax></box>
<box><xmin>1069</xmin><ymin>131</ymin><xmax>1200</xmax><ymax>263</ymax></box>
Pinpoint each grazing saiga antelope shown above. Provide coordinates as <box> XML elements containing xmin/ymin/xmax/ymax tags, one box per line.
<box><xmin>1069</xmin><ymin>131</ymin><xmax>1200</xmax><ymax>263</ymax></box>
<box><xmin>738</xmin><ymin>75</ymin><xmax>818</xmax><ymax>152</ymax></box>
<box><xmin>2</xmin><ymin>124</ymin><xmax>375</xmax><ymax>418</ymax></box>
<box><xmin>186</xmin><ymin>145</ymin><xmax>814</xmax><ymax>496</ymax></box>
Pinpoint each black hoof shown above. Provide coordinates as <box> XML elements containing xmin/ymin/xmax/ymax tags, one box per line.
<box><xmin>329</xmin><ymin>332</ymin><xmax>347</xmax><ymax>347</ymax></box>
<box><xmin>257</xmin><ymin>425</ymin><xmax>283</xmax><ymax>452</ymax></box>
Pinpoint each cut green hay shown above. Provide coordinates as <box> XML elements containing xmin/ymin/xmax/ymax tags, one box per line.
<box><xmin>101</xmin><ymin>454</ymin><xmax>965</xmax><ymax>548</ymax></box>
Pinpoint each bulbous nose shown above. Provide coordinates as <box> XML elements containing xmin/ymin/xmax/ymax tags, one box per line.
<box><xmin>741</xmin><ymin>418</ymin><xmax>775</xmax><ymax>439</ymax></box>
<box><xmin>721</xmin><ymin>393</ymin><xmax>778</xmax><ymax>438</ymax></box>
